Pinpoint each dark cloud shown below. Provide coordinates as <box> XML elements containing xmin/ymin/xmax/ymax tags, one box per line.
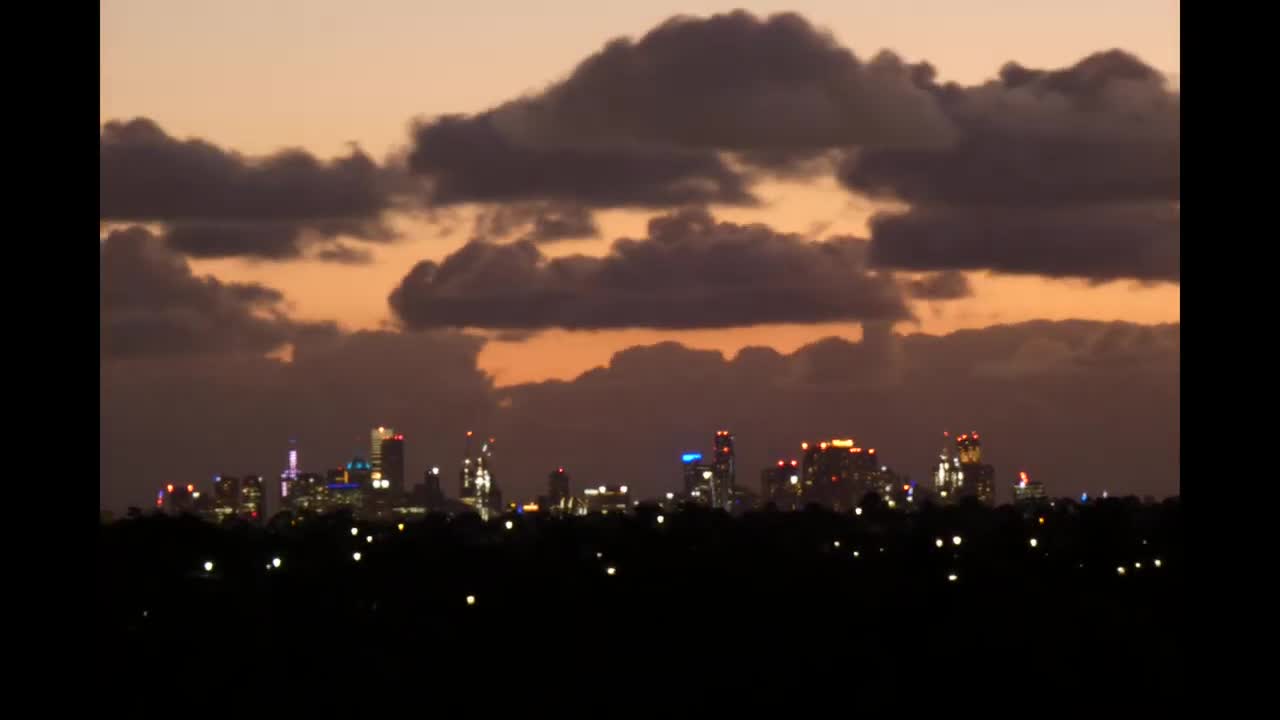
<box><xmin>492</xmin><ymin>12</ymin><xmax>954</xmax><ymax>153</ymax></box>
<box><xmin>492</xmin><ymin>320</ymin><xmax>1179</xmax><ymax>505</ymax></box>
<box><xmin>100</xmin><ymin>227</ymin><xmax>334</xmax><ymax>358</ymax></box>
<box><xmin>409</xmin><ymin>115</ymin><xmax>753</xmax><ymax>208</ymax></box>
<box><xmin>312</xmin><ymin>242</ymin><xmax>377</xmax><ymax>265</ymax></box>
<box><xmin>406</xmin><ymin>11</ymin><xmax>954</xmax><ymax>206</ymax></box>
<box><xmin>100</xmin><ymin>118</ymin><xmax>403</xmax><ymax>260</ymax></box>
<box><xmin>840</xmin><ymin>50</ymin><xmax>1179</xmax><ymax>282</ymax></box>
<box><xmin>473</xmin><ymin>202</ymin><xmax>599</xmax><ymax>244</ymax></box>
<box><xmin>904</xmin><ymin>271</ymin><xmax>973</xmax><ymax>300</ymax></box>
<box><xmin>389</xmin><ymin>208</ymin><xmax>912</xmax><ymax>330</ymax></box>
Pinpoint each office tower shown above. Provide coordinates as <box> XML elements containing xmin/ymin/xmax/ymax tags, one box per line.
<box><xmin>680</xmin><ymin>452</ymin><xmax>715</xmax><ymax>505</ymax></box>
<box><xmin>1013</xmin><ymin>471</ymin><xmax>1047</xmax><ymax>506</ymax></box>
<box><xmin>761</xmin><ymin>459</ymin><xmax>801</xmax><ymax>510</ymax></box>
<box><xmin>280</xmin><ymin>439</ymin><xmax>299</xmax><ymax>502</ymax></box>
<box><xmin>328</xmin><ymin>465</ymin><xmax>362</xmax><ymax>513</ymax></box>
<box><xmin>798</xmin><ymin>439</ymin><xmax>883</xmax><ymax>511</ymax></box>
<box><xmin>158</xmin><ymin>482</ymin><xmax>198</xmax><ymax>515</ymax></box>
<box><xmin>459</xmin><ymin>432</ymin><xmax>501</xmax><ymax>520</ymax></box>
<box><xmin>955</xmin><ymin>432</ymin><xmax>996</xmax><ymax>506</ymax></box>
<box><xmin>581</xmin><ymin>484</ymin><xmax>631</xmax><ymax>514</ymax></box>
<box><xmin>548</xmin><ymin>467</ymin><xmax>571</xmax><ymax>513</ymax></box>
<box><xmin>934</xmin><ymin>433</ymin><xmax>964</xmax><ymax>503</ymax></box>
<box><xmin>380</xmin><ymin>434</ymin><xmax>406</xmax><ymax>500</ymax></box>
<box><xmin>288</xmin><ymin>472</ymin><xmax>326</xmax><ymax>514</ymax></box>
<box><xmin>713</xmin><ymin>430</ymin><xmax>736</xmax><ymax>508</ymax></box>
<box><xmin>240</xmin><ymin>475</ymin><xmax>265</xmax><ymax>521</ymax></box>
<box><xmin>212</xmin><ymin>475</ymin><xmax>241</xmax><ymax>522</ymax></box>
<box><xmin>370</xmin><ymin>426</ymin><xmax>395</xmax><ymax>474</ymax></box>
<box><xmin>418</xmin><ymin>466</ymin><xmax>445</xmax><ymax>508</ymax></box>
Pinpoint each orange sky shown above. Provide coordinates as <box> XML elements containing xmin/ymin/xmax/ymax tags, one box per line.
<box><xmin>101</xmin><ymin>0</ymin><xmax>1180</xmax><ymax>385</ymax></box>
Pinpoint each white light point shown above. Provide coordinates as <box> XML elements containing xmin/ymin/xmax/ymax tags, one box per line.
<box><xmin>1029</xmin><ymin>538</ymin><xmax>1038</xmax><ymax>548</ymax></box>
<box><xmin>1154</xmin><ymin>559</ymin><xmax>1162</xmax><ymax>568</ymax></box>
<box><xmin>935</xmin><ymin>539</ymin><xmax>944</xmax><ymax>548</ymax></box>
<box><xmin>353</xmin><ymin>552</ymin><xmax>362</xmax><ymax>562</ymax></box>
<box><xmin>504</xmin><ymin>520</ymin><xmax>514</xmax><ymax>530</ymax></box>
<box><xmin>466</xmin><ymin>595</ymin><xmax>476</xmax><ymax>606</ymax></box>
<box><xmin>272</xmin><ymin>557</ymin><xmax>281</xmax><ymax>568</ymax></box>
<box><xmin>366</xmin><ymin>536</ymin><xmax>373</xmax><ymax>544</ymax></box>
<box><xmin>855</xmin><ymin>507</ymin><xmax>863</xmax><ymax>516</ymax></box>
<box><xmin>350</xmin><ymin>527</ymin><xmax>359</xmax><ymax>536</ymax></box>
<box><xmin>947</xmin><ymin>574</ymin><xmax>958</xmax><ymax>582</ymax></box>
<box><xmin>1116</xmin><ymin>566</ymin><xmax>1126</xmax><ymax>576</ymax></box>
<box><xmin>203</xmin><ymin>561</ymin><xmax>214</xmax><ymax>572</ymax></box>
<box><xmin>952</xmin><ymin>536</ymin><xmax>962</xmax><ymax>546</ymax></box>
<box><xmin>606</xmin><ymin>567</ymin><xmax>617</xmax><ymax>576</ymax></box>
<box><xmin>833</xmin><ymin>541</ymin><xmax>841</xmax><ymax>549</ymax></box>
<box><xmin>657</xmin><ymin>515</ymin><xmax>665</xmax><ymax>524</ymax></box>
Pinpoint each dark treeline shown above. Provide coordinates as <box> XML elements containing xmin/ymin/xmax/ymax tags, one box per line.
<box><xmin>100</xmin><ymin>497</ymin><xmax>1179</xmax><ymax>681</ymax></box>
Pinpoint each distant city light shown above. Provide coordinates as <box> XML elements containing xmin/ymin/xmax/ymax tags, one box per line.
<box><xmin>353</xmin><ymin>552</ymin><xmax>362</xmax><ymax>562</ymax></box>
<box><xmin>1116</xmin><ymin>566</ymin><xmax>1126</xmax><ymax>576</ymax></box>
<box><xmin>790</xmin><ymin>476</ymin><xmax>799</xmax><ymax>485</ymax></box>
<box><xmin>504</xmin><ymin>520</ymin><xmax>514</xmax><ymax>530</ymax></box>
<box><xmin>833</xmin><ymin>541</ymin><xmax>841</xmax><ymax>549</ymax></box>
<box><xmin>852</xmin><ymin>551</ymin><xmax>860</xmax><ymax>558</ymax></box>
<box><xmin>855</xmin><ymin>507</ymin><xmax>863</xmax><ymax>516</ymax></box>
<box><xmin>596</xmin><ymin>552</ymin><xmax>603</xmax><ymax>558</ymax></box>
<box><xmin>947</xmin><ymin>573</ymin><xmax>958</xmax><ymax>582</ymax></box>
<box><xmin>620</xmin><ymin>486</ymin><xmax>628</xmax><ymax>494</ymax></box>
<box><xmin>1029</xmin><ymin>538</ymin><xmax>1038</xmax><ymax>548</ymax></box>
<box><xmin>350</xmin><ymin>527</ymin><xmax>359</xmax><ymax>536</ymax></box>
<box><xmin>365</xmin><ymin>536</ymin><xmax>373</xmax><ymax>544</ymax></box>
<box><xmin>397</xmin><ymin>523</ymin><xmax>405</xmax><ymax>532</ymax></box>
<box><xmin>272</xmin><ymin>557</ymin><xmax>281</xmax><ymax>568</ymax></box>
<box><xmin>935</xmin><ymin>539</ymin><xmax>944</xmax><ymax>548</ymax></box>
<box><xmin>666</xmin><ymin>492</ymin><xmax>675</xmax><ymax>500</ymax></box>
<box><xmin>1038</xmin><ymin>517</ymin><xmax>1046</xmax><ymax>525</ymax></box>
<box><xmin>606</xmin><ymin>567</ymin><xmax>617</xmax><ymax>576</ymax></box>
<box><xmin>1154</xmin><ymin>559</ymin><xmax>1162</xmax><ymax>568</ymax></box>
<box><xmin>598</xmin><ymin>486</ymin><xmax>606</xmax><ymax>493</ymax></box>
<box><xmin>203</xmin><ymin>561</ymin><xmax>214</xmax><ymax>572</ymax></box>
<box><xmin>657</xmin><ymin>515</ymin><xmax>665</xmax><ymax>524</ymax></box>
<box><xmin>1134</xmin><ymin>562</ymin><xmax>1142</xmax><ymax>569</ymax></box>
<box><xmin>466</xmin><ymin>595</ymin><xmax>476</xmax><ymax>606</ymax></box>
<box><xmin>952</xmin><ymin>536</ymin><xmax>962</xmax><ymax>546</ymax></box>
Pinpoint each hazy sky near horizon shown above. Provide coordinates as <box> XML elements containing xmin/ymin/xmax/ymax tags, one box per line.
<box><xmin>101</xmin><ymin>2</ymin><xmax>1179</xmax><ymax>508</ymax></box>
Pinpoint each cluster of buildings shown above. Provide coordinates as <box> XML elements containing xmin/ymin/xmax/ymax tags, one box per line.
<box><xmin>155</xmin><ymin>426</ymin><xmax>1050</xmax><ymax>524</ymax></box>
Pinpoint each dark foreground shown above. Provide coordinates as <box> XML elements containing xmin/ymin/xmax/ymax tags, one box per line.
<box><xmin>100</xmin><ymin>498</ymin><xmax>1179</xmax><ymax>681</ymax></box>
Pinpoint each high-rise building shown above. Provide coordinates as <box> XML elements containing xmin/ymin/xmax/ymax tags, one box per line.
<box><xmin>680</xmin><ymin>453</ymin><xmax>715</xmax><ymax>505</ymax></box>
<box><xmin>287</xmin><ymin>472</ymin><xmax>326</xmax><ymax>514</ymax></box>
<box><xmin>417</xmin><ymin>466</ymin><xmax>445</xmax><ymax>509</ymax></box>
<box><xmin>370</xmin><ymin>426</ymin><xmax>395</xmax><ymax>474</ymax></box>
<box><xmin>580</xmin><ymin>484</ymin><xmax>631</xmax><ymax>514</ymax></box>
<box><xmin>955</xmin><ymin>433</ymin><xmax>996</xmax><ymax>506</ymax></box>
<box><xmin>380</xmin><ymin>434</ymin><xmax>406</xmax><ymax>500</ymax></box>
<box><xmin>328</xmin><ymin>465</ymin><xmax>362</xmax><ymax>513</ymax></box>
<box><xmin>1013</xmin><ymin>471</ymin><xmax>1047</xmax><ymax>506</ymax></box>
<box><xmin>459</xmin><ymin>432</ymin><xmax>502</xmax><ymax>520</ymax></box>
<box><xmin>240</xmin><ymin>475</ymin><xmax>265</xmax><ymax>521</ymax></box>
<box><xmin>934</xmin><ymin>433</ymin><xmax>964</xmax><ymax>503</ymax></box>
<box><xmin>212</xmin><ymin>475</ymin><xmax>241</xmax><ymax>522</ymax></box>
<box><xmin>548</xmin><ymin>467</ymin><xmax>571</xmax><ymax>513</ymax></box>
<box><xmin>280</xmin><ymin>439</ymin><xmax>300</xmax><ymax>502</ymax></box>
<box><xmin>761</xmin><ymin>459</ymin><xmax>801</xmax><ymax>510</ymax></box>
<box><xmin>798</xmin><ymin>439</ymin><xmax>883</xmax><ymax>511</ymax></box>
<box><xmin>158</xmin><ymin>483</ymin><xmax>198</xmax><ymax>515</ymax></box>
<box><xmin>712</xmin><ymin>431</ymin><xmax>736</xmax><ymax>508</ymax></box>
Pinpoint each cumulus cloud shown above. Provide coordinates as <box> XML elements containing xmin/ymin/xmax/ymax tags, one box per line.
<box><xmin>473</xmin><ymin>202</ymin><xmax>600</xmax><ymax>244</ymax></box>
<box><xmin>841</xmin><ymin>50</ymin><xmax>1180</xmax><ymax>282</ymax></box>
<box><xmin>389</xmin><ymin>208</ymin><xmax>912</xmax><ymax>330</ymax></box>
<box><xmin>100</xmin><ymin>226</ymin><xmax>334</xmax><ymax>357</ymax></box>
<box><xmin>904</xmin><ymin>271</ymin><xmax>973</xmax><ymax>299</ymax></box>
<box><xmin>406</xmin><ymin>11</ymin><xmax>953</xmax><ymax>206</ymax></box>
<box><xmin>100</xmin><ymin>118</ymin><xmax>404</xmax><ymax>260</ymax></box>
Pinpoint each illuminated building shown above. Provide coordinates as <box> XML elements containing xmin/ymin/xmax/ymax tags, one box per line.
<box><xmin>581</xmin><ymin>485</ymin><xmax>631</xmax><ymax>514</ymax></box>
<box><xmin>761</xmin><ymin>459</ymin><xmax>802</xmax><ymax>510</ymax></box>
<box><xmin>240</xmin><ymin>475</ymin><xmax>264</xmax><ymax>521</ymax></box>
<box><xmin>158</xmin><ymin>482</ymin><xmax>198</xmax><ymax>515</ymax></box>
<box><xmin>279</xmin><ymin>439</ymin><xmax>299</xmax><ymax>503</ymax></box>
<box><xmin>1013</xmin><ymin>471</ymin><xmax>1048</xmax><ymax>506</ymax></box>
<box><xmin>370</xmin><ymin>426</ymin><xmax>395</xmax><ymax>475</ymax></box>
<box><xmin>380</xmin><ymin>434</ymin><xmax>406</xmax><ymax>500</ymax></box>
<box><xmin>934</xmin><ymin>433</ymin><xmax>964</xmax><ymax>503</ymax></box>
<box><xmin>548</xmin><ymin>467</ymin><xmax>571</xmax><ymax>514</ymax></box>
<box><xmin>798</xmin><ymin>439</ymin><xmax>883</xmax><ymax>511</ymax></box>
<box><xmin>413</xmin><ymin>466</ymin><xmax>445</xmax><ymax>509</ymax></box>
<box><xmin>459</xmin><ymin>432</ymin><xmax>502</xmax><ymax>520</ymax></box>
<box><xmin>212</xmin><ymin>475</ymin><xmax>240</xmax><ymax>522</ymax></box>
<box><xmin>287</xmin><ymin>472</ymin><xmax>327</xmax><ymax>514</ymax></box>
<box><xmin>955</xmin><ymin>433</ymin><xmax>996</xmax><ymax>506</ymax></box>
<box><xmin>712</xmin><ymin>431</ymin><xmax>736</xmax><ymax>509</ymax></box>
<box><xmin>681</xmin><ymin>453</ymin><xmax>716</xmax><ymax>506</ymax></box>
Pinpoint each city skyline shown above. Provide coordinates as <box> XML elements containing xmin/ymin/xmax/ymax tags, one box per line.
<box><xmin>101</xmin><ymin>3</ymin><xmax>1179</xmax><ymax>512</ymax></box>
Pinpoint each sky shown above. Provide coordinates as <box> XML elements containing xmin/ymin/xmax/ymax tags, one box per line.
<box><xmin>100</xmin><ymin>2</ymin><xmax>1180</xmax><ymax>511</ymax></box>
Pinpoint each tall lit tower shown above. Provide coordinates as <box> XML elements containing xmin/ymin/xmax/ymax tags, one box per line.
<box><xmin>956</xmin><ymin>432</ymin><xmax>996</xmax><ymax>506</ymax></box>
<box><xmin>380</xmin><ymin>433</ymin><xmax>405</xmax><ymax>500</ymax></box>
<box><xmin>460</xmin><ymin>432</ymin><xmax>501</xmax><ymax>520</ymax></box>
<box><xmin>280</xmin><ymin>439</ymin><xmax>299</xmax><ymax>501</ymax></box>
<box><xmin>713</xmin><ymin>430</ymin><xmax>736</xmax><ymax>508</ymax></box>
<box><xmin>370</xmin><ymin>426</ymin><xmax>395</xmax><ymax>474</ymax></box>
<box><xmin>548</xmin><ymin>467</ymin><xmax>570</xmax><ymax>513</ymax></box>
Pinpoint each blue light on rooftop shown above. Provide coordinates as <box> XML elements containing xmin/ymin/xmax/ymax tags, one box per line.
<box><xmin>681</xmin><ymin>453</ymin><xmax>703</xmax><ymax>464</ymax></box>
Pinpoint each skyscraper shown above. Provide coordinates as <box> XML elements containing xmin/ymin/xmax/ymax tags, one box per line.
<box><xmin>459</xmin><ymin>432</ymin><xmax>501</xmax><ymax>520</ymax></box>
<box><xmin>240</xmin><ymin>475</ymin><xmax>265</xmax><ymax>521</ymax></box>
<box><xmin>798</xmin><ymin>439</ymin><xmax>884</xmax><ymax>511</ymax></box>
<box><xmin>713</xmin><ymin>431</ymin><xmax>736</xmax><ymax>508</ymax></box>
<box><xmin>370</xmin><ymin>426</ymin><xmax>395</xmax><ymax>474</ymax></box>
<box><xmin>548</xmin><ymin>467</ymin><xmax>570</xmax><ymax>513</ymax></box>
<box><xmin>1013</xmin><ymin>471</ymin><xmax>1047</xmax><ymax>506</ymax></box>
<box><xmin>761</xmin><ymin>459</ymin><xmax>801</xmax><ymax>510</ymax></box>
<box><xmin>955</xmin><ymin>433</ymin><xmax>996</xmax><ymax>506</ymax></box>
<box><xmin>380</xmin><ymin>434</ymin><xmax>405</xmax><ymax>500</ymax></box>
<box><xmin>280</xmin><ymin>439</ymin><xmax>299</xmax><ymax>502</ymax></box>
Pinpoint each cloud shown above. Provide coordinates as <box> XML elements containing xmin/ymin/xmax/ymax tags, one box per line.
<box><xmin>492</xmin><ymin>320</ymin><xmax>1179</xmax><ymax>504</ymax></box>
<box><xmin>840</xmin><ymin>50</ymin><xmax>1180</xmax><ymax>282</ymax></box>
<box><xmin>473</xmin><ymin>202</ymin><xmax>600</xmax><ymax>244</ymax></box>
<box><xmin>904</xmin><ymin>271</ymin><xmax>973</xmax><ymax>300</ymax></box>
<box><xmin>100</xmin><ymin>118</ymin><xmax>404</xmax><ymax>260</ymax></box>
<box><xmin>405</xmin><ymin>11</ymin><xmax>953</xmax><ymax>206</ymax></box>
<box><xmin>100</xmin><ymin>226</ymin><xmax>335</xmax><ymax>357</ymax></box>
<box><xmin>389</xmin><ymin>208</ymin><xmax>912</xmax><ymax>330</ymax></box>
